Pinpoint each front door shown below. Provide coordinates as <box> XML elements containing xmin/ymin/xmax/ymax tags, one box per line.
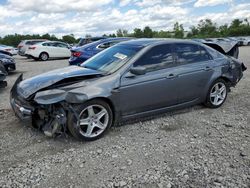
<box><xmin>119</xmin><ymin>44</ymin><xmax>179</xmax><ymax>116</ymax></box>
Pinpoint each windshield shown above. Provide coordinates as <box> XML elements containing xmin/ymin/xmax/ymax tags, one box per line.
<box><xmin>81</xmin><ymin>44</ymin><xmax>142</xmax><ymax>74</ymax></box>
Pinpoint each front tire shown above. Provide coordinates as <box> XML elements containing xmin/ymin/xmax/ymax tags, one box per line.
<box><xmin>205</xmin><ymin>79</ymin><xmax>228</xmax><ymax>108</ymax></box>
<box><xmin>39</xmin><ymin>52</ymin><xmax>49</xmax><ymax>61</ymax></box>
<box><xmin>67</xmin><ymin>99</ymin><xmax>113</xmax><ymax>141</ymax></box>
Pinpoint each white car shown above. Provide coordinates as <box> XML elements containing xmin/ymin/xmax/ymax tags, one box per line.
<box><xmin>25</xmin><ymin>41</ymin><xmax>71</xmax><ymax>61</ymax></box>
<box><xmin>0</xmin><ymin>45</ymin><xmax>18</xmax><ymax>56</ymax></box>
<box><xmin>17</xmin><ymin>39</ymin><xmax>47</xmax><ymax>56</ymax></box>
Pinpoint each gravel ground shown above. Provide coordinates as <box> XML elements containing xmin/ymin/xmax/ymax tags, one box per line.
<box><xmin>0</xmin><ymin>48</ymin><xmax>249</xmax><ymax>187</ymax></box>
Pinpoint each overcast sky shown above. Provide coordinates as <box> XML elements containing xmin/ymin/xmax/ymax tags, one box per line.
<box><xmin>0</xmin><ymin>0</ymin><xmax>249</xmax><ymax>38</ymax></box>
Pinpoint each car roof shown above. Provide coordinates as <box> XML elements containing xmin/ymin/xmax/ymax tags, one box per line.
<box><xmin>23</xmin><ymin>39</ymin><xmax>47</xmax><ymax>42</ymax></box>
<box><xmin>119</xmin><ymin>38</ymin><xmax>202</xmax><ymax>47</ymax></box>
<box><xmin>75</xmin><ymin>37</ymin><xmax>132</xmax><ymax>50</ymax></box>
<box><xmin>97</xmin><ymin>37</ymin><xmax>132</xmax><ymax>43</ymax></box>
<box><xmin>40</xmin><ymin>41</ymin><xmax>66</xmax><ymax>44</ymax></box>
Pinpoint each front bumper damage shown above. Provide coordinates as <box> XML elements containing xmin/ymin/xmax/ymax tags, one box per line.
<box><xmin>10</xmin><ymin>74</ymin><xmax>79</xmax><ymax>137</ymax></box>
<box><xmin>10</xmin><ymin>74</ymin><xmax>34</xmax><ymax>120</ymax></box>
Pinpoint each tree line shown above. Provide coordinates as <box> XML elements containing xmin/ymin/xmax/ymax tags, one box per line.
<box><xmin>0</xmin><ymin>18</ymin><xmax>250</xmax><ymax>47</ymax></box>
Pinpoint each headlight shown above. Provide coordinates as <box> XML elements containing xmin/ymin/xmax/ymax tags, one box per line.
<box><xmin>34</xmin><ymin>89</ymin><xmax>66</xmax><ymax>104</ymax></box>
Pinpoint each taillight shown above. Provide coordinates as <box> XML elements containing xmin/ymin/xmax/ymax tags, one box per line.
<box><xmin>18</xmin><ymin>45</ymin><xmax>23</xmax><ymax>48</ymax></box>
<box><xmin>5</xmin><ymin>49</ymin><xmax>12</xmax><ymax>51</ymax></box>
<box><xmin>29</xmin><ymin>46</ymin><xmax>36</xmax><ymax>50</ymax></box>
<box><xmin>72</xmin><ymin>51</ymin><xmax>81</xmax><ymax>57</ymax></box>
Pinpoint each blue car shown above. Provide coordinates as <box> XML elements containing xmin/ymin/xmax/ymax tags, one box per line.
<box><xmin>69</xmin><ymin>37</ymin><xmax>132</xmax><ymax>65</ymax></box>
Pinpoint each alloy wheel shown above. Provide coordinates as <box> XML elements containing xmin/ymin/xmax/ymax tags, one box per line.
<box><xmin>210</xmin><ymin>82</ymin><xmax>227</xmax><ymax>106</ymax></box>
<box><xmin>41</xmin><ymin>53</ymin><xmax>48</xmax><ymax>61</ymax></box>
<box><xmin>78</xmin><ymin>104</ymin><xmax>109</xmax><ymax>138</ymax></box>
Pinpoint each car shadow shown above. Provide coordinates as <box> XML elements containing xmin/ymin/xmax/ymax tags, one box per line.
<box><xmin>25</xmin><ymin>58</ymin><xmax>69</xmax><ymax>63</ymax></box>
<box><xmin>7</xmin><ymin>71</ymin><xmax>25</xmax><ymax>76</ymax></box>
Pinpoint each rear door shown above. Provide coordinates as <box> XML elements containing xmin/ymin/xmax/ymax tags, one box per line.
<box><xmin>120</xmin><ymin>44</ymin><xmax>180</xmax><ymax>116</ymax></box>
<box><xmin>55</xmin><ymin>42</ymin><xmax>71</xmax><ymax>57</ymax></box>
<box><xmin>42</xmin><ymin>42</ymin><xmax>57</xmax><ymax>57</ymax></box>
<box><xmin>172</xmin><ymin>43</ymin><xmax>214</xmax><ymax>103</ymax></box>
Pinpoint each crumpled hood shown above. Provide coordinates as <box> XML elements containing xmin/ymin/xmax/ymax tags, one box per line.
<box><xmin>17</xmin><ymin>66</ymin><xmax>102</xmax><ymax>99</ymax></box>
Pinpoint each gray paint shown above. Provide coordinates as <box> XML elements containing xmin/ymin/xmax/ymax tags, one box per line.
<box><xmin>11</xmin><ymin>39</ymin><xmax>246</xmax><ymax>127</ymax></box>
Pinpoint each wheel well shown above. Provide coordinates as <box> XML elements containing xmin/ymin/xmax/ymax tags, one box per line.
<box><xmin>216</xmin><ymin>76</ymin><xmax>233</xmax><ymax>88</ymax></box>
<box><xmin>40</xmin><ymin>52</ymin><xmax>49</xmax><ymax>57</ymax></box>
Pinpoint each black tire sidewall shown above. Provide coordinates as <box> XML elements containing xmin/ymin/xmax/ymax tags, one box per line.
<box><xmin>67</xmin><ymin>99</ymin><xmax>113</xmax><ymax>141</ymax></box>
<box><xmin>205</xmin><ymin>79</ymin><xmax>228</xmax><ymax>108</ymax></box>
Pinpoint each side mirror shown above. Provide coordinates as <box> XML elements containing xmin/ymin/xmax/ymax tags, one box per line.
<box><xmin>130</xmin><ymin>66</ymin><xmax>146</xmax><ymax>75</ymax></box>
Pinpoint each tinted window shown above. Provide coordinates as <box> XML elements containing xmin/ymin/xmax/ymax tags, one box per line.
<box><xmin>200</xmin><ymin>46</ymin><xmax>212</xmax><ymax>61</ymax></box>
<box><xmin>97</xmin><ymin>42</ymin><xmax>111</xmax><ymax>49</ymax></box>
<box><xmin>175</xmin><ymin>43</ymin><xmax>212</xmax><ymax>64</ymax></box>
<box><xmin>134</xmin><ymin>44</ymin><xmax>174</xmax><ymax>71</ymax></box>
<box><xmin>98</xmin><ymin>40</ymin><xmax>127</xmax><ymax>49</ymax></box>
<box><xmin>78</xmin><ymin>37</ymin><xmax>105</xmax><ymax>46</ymax></box>
<box><xmin>26</xmin><ymin>41</ymin><xmax>45</xmax><ymax>45</ymax></box>
<box><xmin>55</xmin><ymin>43</ymin><xmax>68</xmax><ymax>48</ymax></box>
<box><xmin>42</xmin><ymin>43</ymin><xmax>53</xmax><ymax>46</ymax></box>
<box><xmin>205</xmin><ymin>46</ymin><xmax>225</xmax><ymax>59</ymax></box>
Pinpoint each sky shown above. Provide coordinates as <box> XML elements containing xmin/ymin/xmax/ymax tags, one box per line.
<box><xmin>0</xmin><ymin>0</ymin><xmax>250</xmax><ymax>38</ymax></box>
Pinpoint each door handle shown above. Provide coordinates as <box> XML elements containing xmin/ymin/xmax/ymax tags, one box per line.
<box><xmin>166</xmin><ymin>73</ymin><xmax>178</xmax><ymax>79</ymax></box>
<box><xmin>204</xmin><ymin>66</ymin><xmax>212</xmax><ymax>71</ymax></box>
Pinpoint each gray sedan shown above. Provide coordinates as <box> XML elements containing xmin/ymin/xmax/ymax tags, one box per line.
<box><xmin>10</xmin><ymin>39</ymin><xmax>246</xmax><ymax>141</ymax></box>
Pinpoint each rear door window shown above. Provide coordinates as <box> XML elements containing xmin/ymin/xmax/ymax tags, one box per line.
<box><xmin>42</xmin><ymin>43</ymin><xmax>53</xmax><ymax>47</ymax></box>
<box><xmin>205</xmin><ymin>46</ymin><xmax>225</xmax><ymax>59</ymax></box>
<box><xmin>175</xmin><ymin>43</ymin><xmax>212</xmax><ymax>64</ymax></box>
<box><xmin>55</xmin><ymin>42</ymin><xmax>68</xmax><ymax>48</ymax></box>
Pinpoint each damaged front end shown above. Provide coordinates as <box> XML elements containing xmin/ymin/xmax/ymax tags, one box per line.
<box><xmin>10</xmin><ymin>74</ymin><xmax>91</xmax><ymax>137</ymax></box>
<box><xmin>10</xmin><ymin>75</ymin><xmax>64</xmax><ymax>136</ymax></box>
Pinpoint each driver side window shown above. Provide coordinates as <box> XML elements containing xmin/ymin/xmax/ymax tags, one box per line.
<box><xmin>134</xmin><ymin>44</ymin><xmax>174</xmax><ymax>72</ymax></box>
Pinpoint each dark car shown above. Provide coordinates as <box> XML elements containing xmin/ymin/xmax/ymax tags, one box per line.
<box><xmin>10</xmin><ymin>39</ymin><xmax>246</xmax><ymax>141</ymax></box>
<box><xmin>76</xmin><ymin>37</ymin><xmax>107</xmax><ymax>47</ymax></box>
<box><xmin>0</xmin><ymin>53</ymin><xmax>16</xmax><ymax>72</ymax></box>
<box><xmin>69</xmin><ymin>37</ymin><xmax>132</xmax><ymax>65</ymax></box>
<box><xmin>0</xmin><ymin>50</ymin><xmax>12</xmax><ymax>56</ymax></box>
<box><xmin>0</xmin><ymin>61</ymin><xmax>7</xmax><ymax>88</ymax></box>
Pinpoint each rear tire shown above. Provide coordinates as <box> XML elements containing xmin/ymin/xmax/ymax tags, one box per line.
<box><xmin>205</xmin><ymin>79</ymin><xmax>228</xmax><ymax>108</ymax></box>
<box><xmin>39</xmin><ymin>52</ymin><xmax>49</xmax><ymax>61</ymax></box>
<box><xmin>67</xmin><ymin>99</ymin><xmax>113</xmax><ymax>141</ymax></box>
